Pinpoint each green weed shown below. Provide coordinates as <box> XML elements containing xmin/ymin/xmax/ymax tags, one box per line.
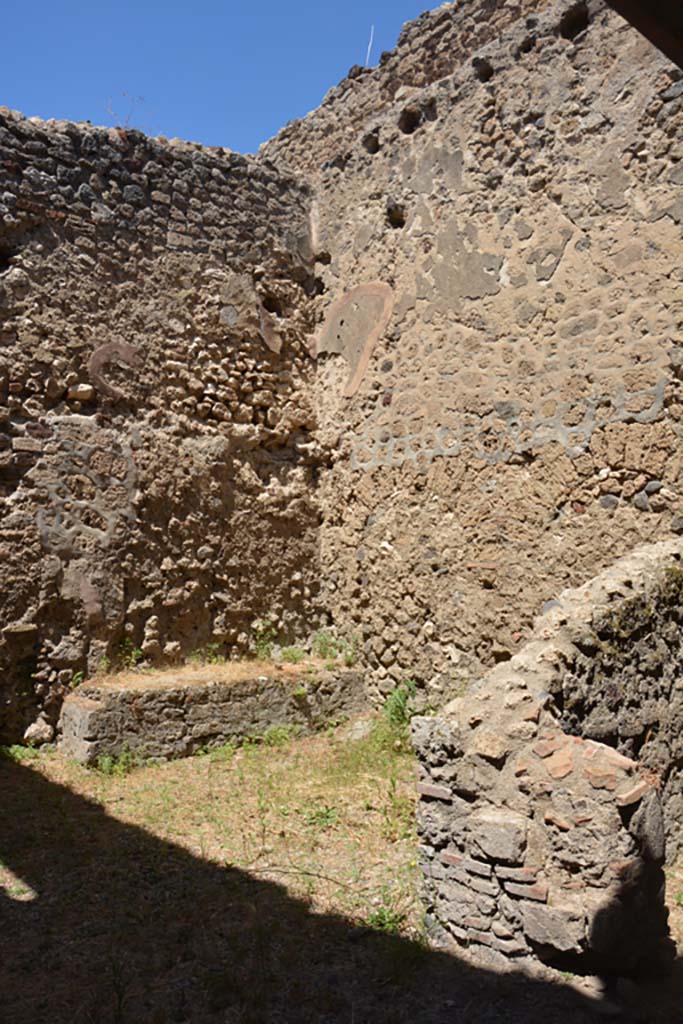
<box><xmin>0</xmin><ymin>744</ymin><xmax>42</xmax><ymax>762</ymax></box>
<box><xmin>208</xmin><ymin>742</ymin><xmax>236</xmax><ymax>762</ymax></box>
<box><xmin>384</xmin><ymin>679</ymin><xmax>416</xmax><ymax>733</ymax></box>
<box><xmin>366</xmin><ymin>901</ymin><xmax>406</xmax><ymax>934</ymax></box>
<box><xmin>341</xmin><ymin>636</ymin><xmax>359</xmax><ymax>667</ymax></box>
<box><xmin>281</xmin><ymin>646</ymin><xmax>306</xmax><ymax>664</ymax></box>
<box><xmin>303</xmin><ymin>802</ymin><xmax>339</xmax><ymax>830</ymax></box>
<box><xmin>382</xmin><ymin>776</ymin><xmax>415</xmax><ymax>842</ymax></box>
<box><xmin>311</xmin><ymin>631</ymin><xmax>359</xmax><ymax>667</ymax></box>
<box><xmin>188</xmin><ymin>642</ymin><xmax>226</xmax><ymax>666</ymax></box>
<box><xmin>94</xmin><ymin>747</ymin><xmax>139</xmax><ymax>777</ymax></box>
<box><xmin>118</xmin><ymin>637</ymin><xmax>143</xmax><ymax>670</ymax></box>
<box><xmin>252</xmin><ymin>621</ymin><xmax>277</xmax><ymax>660</ymax></box>
<box><xmin>311</xmin><ymin>630</ymin><xmax>337</xmax><ymax>659</ymax></box>
<box><xmin>262</xmin><ymin>724</ymin><xmax>300</xmax><ymax>747</ymax></box>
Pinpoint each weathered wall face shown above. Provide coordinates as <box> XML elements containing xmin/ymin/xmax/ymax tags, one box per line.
<box><xmin>264</xmin><ymin>0</ymin><xmax>556</xmax><ymax>179</ymax></box>
<box><xmin>264</xmin><ymin>0</ymin><xmax>683</xmax><ymax>700</ymax></box>
<box><xmin>413</xmin><ymin>540</ymin><xmax>683</xmax><ymax>972</ymax></box>
<box><xmin>2</xmin><ymin>0</ymin><xmax>682</xmax><ymax>752</ymax></box>
<box><xmin>0</xmin><ymin>111</ymin><xmax>323</xmax><ymax>740</ymax></box>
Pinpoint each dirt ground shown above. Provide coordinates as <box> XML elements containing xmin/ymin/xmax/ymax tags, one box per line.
<box><xmin>1</xmin><ymin>717</ymin><xmax>682</xmax><ymax>1024</ymax></box>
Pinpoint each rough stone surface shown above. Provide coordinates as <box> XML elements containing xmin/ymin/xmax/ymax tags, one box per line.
<box><xmin>413</xmin><ymin>541</ymin><xmax>683</xmax><ymax>973</ymax></box>
<box><xmin>1</xmin><ymin>0</ymin><xmax>682</xmax><ymax>979</ymax></box>
<box><xmin>58</xmin><ymin>664</ymin><xmax>366</xmax><ymax>764</ymax></box>
<box><xmin>0</xmin><ymin>108</ymin><xmax>321</xmax><ymax>739</ymax></box>
<box><xmin>266</xmin><ymin>0</ymin><xmax>683</xmax><ymax>704</ymax></box>
<box><xmin>2</xmin><ymin>0</ymin><xmax>683</xmax><ymax>738</ymax></box>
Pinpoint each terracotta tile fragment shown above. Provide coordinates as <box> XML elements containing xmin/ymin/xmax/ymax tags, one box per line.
<box><xmin>504</xmin><ymin>880</ymin><xmax>549</xmax><ymax>902</ymax></box>
<box><xmin>545</xmin><ymin>746</ymin><xmax>574</xmax><ymax>779</ymax></box>
<box><xmin>615</xmin><ymin>780</ymin><xmax>650</xmax><ymax>806</ymax></box>
<box><xmin>584</xmin><ymin>765</ymin><xmax>618</xmax><ymax>791</ymax></box>
<box><xmin>544</xmin><ymin>809</ymin><xmax>574</xmax><ymax>831</ymax></box>
<box><xmin>496</xmin><ymin>864</ymin><xmax>540</xmax><ymax>882</ymax></box>
<box><xmin>533</xmin><ymin>736</ymin><xmax>564</xmax><ymax>759</ymax></box>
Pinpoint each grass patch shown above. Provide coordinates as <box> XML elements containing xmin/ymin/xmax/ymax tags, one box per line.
<box><xmin>261</xmin><ymin>723</ymin><xmax>300</xmax><ymax>747</ymax></box>
<box><xmin>93</xmin><ymin>747</ymin><xmax>140</xmax><ymax>777</ymax></box>
<box><xmin>302</xmin><ymin>801</ymin><xmax>340</xmax><ymax>830</ymax></box>
<box><xmin>0</xmin><ymin>744</ymin><xmax>43</xmax><ymax>762</ymax></box>
<box><xmin>281</xmin><ymin>645</ymin><xmax>306</xmax><ymax>664</ymax></box>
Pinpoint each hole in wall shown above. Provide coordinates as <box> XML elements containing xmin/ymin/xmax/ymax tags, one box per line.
<box><xmin>315</xmin><ymin>251</ymin><xmax>331</xmax><ymax>265</ymax></box>
<box><xmin>472</xmin><ymin>57</ymin><xmax>494</xmax><ymax>82</ymax></box>
<box><xmin>0</xmin><ymin>243</ymin><xmax>14</xmax><ymax>275</ymax></box>
<box><xmin>386</xmin><ymin>201</ymin><xmax>406</xmax><ymax>230</ymax></box>
<box><xmin>558</xmin><ymin>1</ymin><xmax>589</xmax><ymax>40</ymax></box>
<box><xmin>517</xmin><ymin>35</ymin><xmax>536</xmax><ymax>55</ymax></box>
<box><xmin>362</xmin><ymin>130</ymin><xmax>380</xmax><ymax>154</ymax></box>
<box><xmin>322</xmin><ymin>153</ymin><xmax>349</xmax><ymax>172</ymax></box>
<box><xmin>399</xmin><ymin>106</ymin><xmax>422</xmax><ymax>135</ymax></box>
<box><xmin>262</xmin><ymin>294</ymin><xmax>284</xmax><ymax>316</ymax></box>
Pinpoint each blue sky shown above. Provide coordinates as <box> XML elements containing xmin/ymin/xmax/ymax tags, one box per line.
<box><xmin>2</xmin><ymin>1</ymin><xmax>430</xmax><ymax>153</ymax></box>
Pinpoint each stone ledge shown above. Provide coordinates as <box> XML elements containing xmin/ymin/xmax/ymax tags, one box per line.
<box><xmin>58</xmin><ymin>664</ymin><xmax>367</xmax><ymax>765</ymax></box>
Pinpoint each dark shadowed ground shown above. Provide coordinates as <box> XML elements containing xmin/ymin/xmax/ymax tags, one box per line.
<box><xmin>1</xmin><ymin>739</ymin><xmax>682</xmax><ymax>1024</ymax></box>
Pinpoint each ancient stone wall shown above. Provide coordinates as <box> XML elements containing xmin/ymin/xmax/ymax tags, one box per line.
<box><xmin>413</xmin><ymin>540</ymin><xmax>683</xmax><ymax>972</ymax></box>
<box><xmin>265</xmin><ymin>0</ymin><xmax>683</xmax><ymax>702</ymax></box>
<box><xmin>263</xmin><ymin>0</ymin><xmax>556</xmax><ymax>178</ymax></box>
<box><xmin>0</xmin><ymin>110</ymin><xmax>323</xmax><ymax>741</ymax></box>
<box><xmin>2</xmin><ymin>0</ymin><xmax>683</xmax><ymax>759</ymax></box>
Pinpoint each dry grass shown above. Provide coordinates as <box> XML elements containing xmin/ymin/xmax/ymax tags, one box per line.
<box><xmin>82</xmin><ymin>658</ymin><xmax>323</xmax><ymax>692</ymax></box>
<box><xmin>1</xmin><ymin>718</ymin><xmax>682</xmax><ymax>1024</ymax></box>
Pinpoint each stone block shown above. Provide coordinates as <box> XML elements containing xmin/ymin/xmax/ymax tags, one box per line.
<box><xmin>468</xmin><ymin>809</ymin><xmax>527</xmax><ymax>864</ymax></box>
<box><xmin>522</xmin><ymin>903</ymin><xmax>585</xmax><ymax>953</ymax></box>
<box><xmin>417</xmin><ymin>781</ymin><xmax>452</xmax><ymax>801</ymax></box>
<box><xmin>470</xmin><ymin>729</ymin><xmax>510</xmax><ymax>763</ymax></box>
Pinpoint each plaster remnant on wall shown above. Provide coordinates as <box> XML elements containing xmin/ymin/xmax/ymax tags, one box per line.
<box><xmin>35</xmin><ymin>426</ymin><xmax>137</xmax><ymax>550</ymax></box>
<box><xmin>315</xmin><ymin>283</ymin><xmax>394</xmax><ymax>397</ymax></box>
<box><xmin>88</xmin><ymin>340</ymin><xmax>141</xmax><ymax>400</ymax></box>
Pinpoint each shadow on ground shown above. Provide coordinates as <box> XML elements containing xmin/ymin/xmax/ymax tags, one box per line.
<box><xmin>1</xmin><ymin>754</ymin><xmax>681</xmax><ymax>1024</ymax></box>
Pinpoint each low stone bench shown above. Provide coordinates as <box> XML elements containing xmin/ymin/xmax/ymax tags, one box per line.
<box><xmin>58</xmin><ymin>662</ymin><xmax>367</xmax><ymax>764</ymax></box>
<box><xmin>414</xmin><ymin>540</ymin><xmax>683</xmax><ymax>974</ymax></box>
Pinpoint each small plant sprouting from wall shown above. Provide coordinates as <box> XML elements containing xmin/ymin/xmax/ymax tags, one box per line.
<box><xmin>281</xmin><ymin>646</ymin><xmax>306</xmax><ymax>664</ymax></box>
<box><xmin>252</xmin><ymin>621</ymin><xmax>277</xmax><ymax>660</ymax></box>
<box><xmin>384</xmin><ymin>679</ymin><xmax>416</xmax><ymax>733</ymax></box>
<box><xmin>118</xmin><ymin>638</ymin><xmax>143</xmax><ymax>671</ymax></box>
<box><xmin>310</xmin><ymin>630</ymin><xmax>359</xmax><ymax>667</ymax></box>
